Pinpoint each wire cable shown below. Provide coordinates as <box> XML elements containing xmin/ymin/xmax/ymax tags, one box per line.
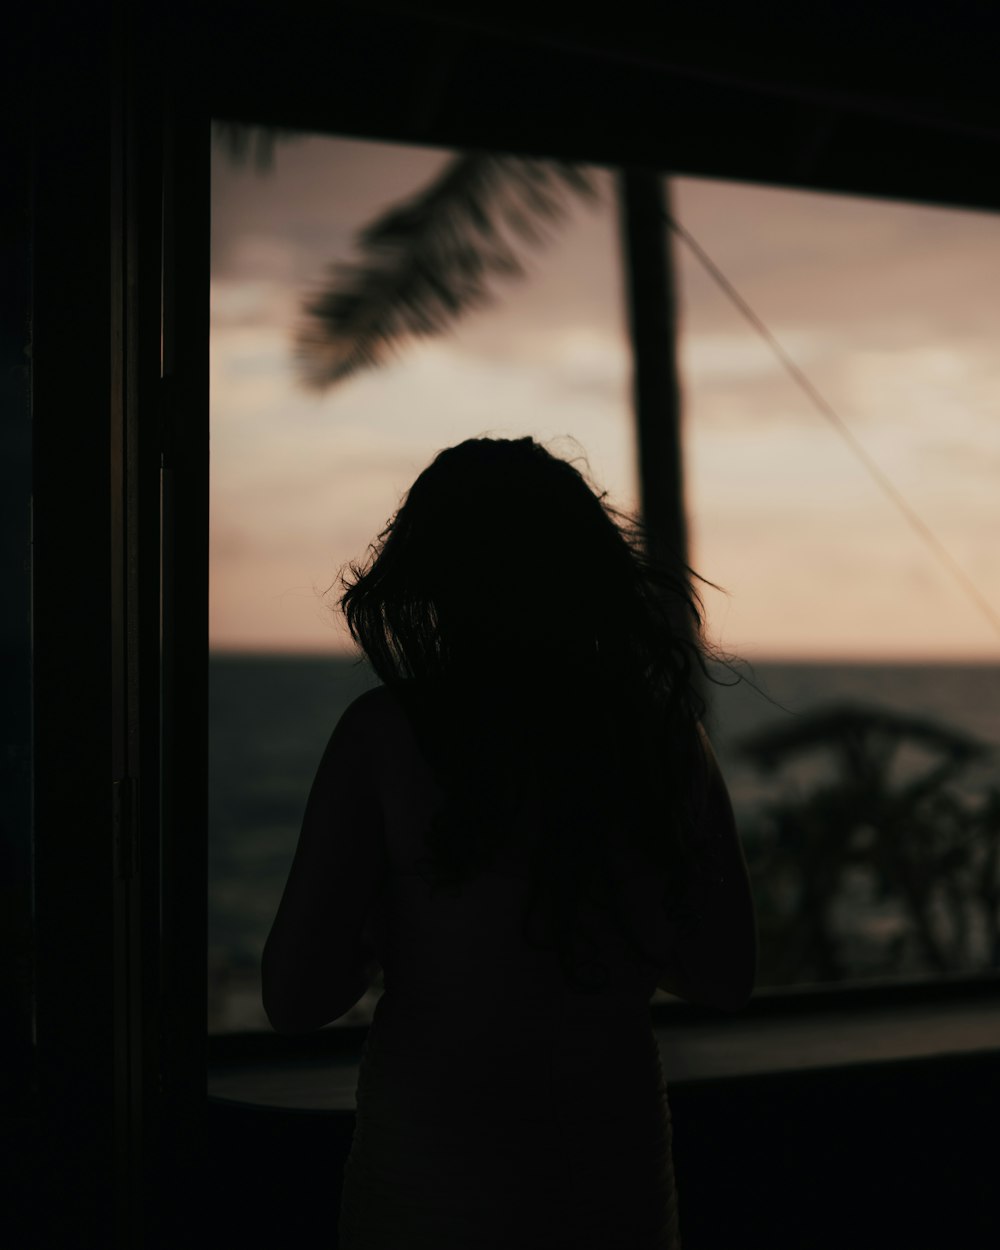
<box><xmin>663</xmin><ymin>207</ymin><xmax>1000</xmax><ymax>644</ymax></box>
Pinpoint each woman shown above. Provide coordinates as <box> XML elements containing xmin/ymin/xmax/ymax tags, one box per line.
<box><xmin>262</xmin><ymin>436</ymin><xmax>757</xmax><ymax>1249</ymax></box>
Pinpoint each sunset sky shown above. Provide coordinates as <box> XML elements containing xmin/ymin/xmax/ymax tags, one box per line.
<box><xmin>210</xmin><ymin>131</ymin><xmax>1000</xmax><ymax>661</ymax></box>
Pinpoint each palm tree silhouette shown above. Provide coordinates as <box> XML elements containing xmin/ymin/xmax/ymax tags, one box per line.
<box><xmin>215</xmin><ymin>125</ymin><xmax>689</xmax><ymax>568</ymax></box>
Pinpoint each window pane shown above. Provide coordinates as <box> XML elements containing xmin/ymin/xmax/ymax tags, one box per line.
<box><xmin>676</xmin><ymin>176</ymin><xmax>1000</xmax><ymax>988</ymax></box>
<box><xmin>209</xmin><ymin>130</ymin><xmax>637</xmax><ymax>1033</ymax></box>
<box><xmin>209</xmin><ymin>130</ymin><xmax>1000</xmax><ymax>1036</ymax></box>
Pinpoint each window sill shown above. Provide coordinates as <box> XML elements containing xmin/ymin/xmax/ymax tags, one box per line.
<box><xmin>207</xmin><ymin>973</ymin><xmax>1000</xmax><ymax>1110</ymax></box>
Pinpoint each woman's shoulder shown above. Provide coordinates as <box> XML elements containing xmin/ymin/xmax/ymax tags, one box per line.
<box><xmin>340</xmin><ymin>683</ymin><xmax>429</xmax><ymax>749</ymax></box>
<box><xmin>341</xmin><ymin>683</ymin><xmax>405</xmax><ymax>728</ymax></box>
<box><xmin>339</xmin><ymin>683</ymin><xmax>446</xmax><ymax>806</ymax></box>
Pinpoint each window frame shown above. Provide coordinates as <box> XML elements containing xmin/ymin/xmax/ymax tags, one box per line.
<box><xmin>26</xmin><ymin>7</ymin><xmax>1000</xmax><ymax>1246</ymax></box>
<box><xmin>190</xmin><ymin>6</ymin><xmax>1000</xmax><ymax>1069</ymax></box>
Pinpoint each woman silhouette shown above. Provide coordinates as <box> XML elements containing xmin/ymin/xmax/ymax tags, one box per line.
<box><xmin>262</xmin><ymin>436</ymin><xmax>757</xmax><ymax>1249</ymax></box>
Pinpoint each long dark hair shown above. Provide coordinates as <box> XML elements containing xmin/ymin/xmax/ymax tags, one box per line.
<box><xmin>339</xmin><ymin>436</ymin><xmax>724</xmax><ymax>992</ymax></box>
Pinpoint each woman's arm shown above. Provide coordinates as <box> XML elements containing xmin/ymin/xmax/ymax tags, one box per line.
<box><xmin>657</xmin><ymin>724</ymin><xmax>757</xmax><ymax>1011</ymax></box>
<box><xmin>261</xmin><ymin>689</ymin><xmax>389</xmax><ymax>1034</ymax></box>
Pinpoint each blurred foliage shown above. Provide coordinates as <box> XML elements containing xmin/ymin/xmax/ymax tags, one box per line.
<box><xmin>294</xmin><ymin>152</ymin><xmax>596</xmax><ymax>389</ymax></box>
<box><xmin>738</xmin><ymin>703</ymin><xmax>1000</xmax><ymax>986</ymax></box>
<box><xmin>211</xmin><ymin>121</ymin><xmax>597</xmax><ymax>391</ymax></box>
<box><xmin>212</xmin><ymin>120</ymin><xmax>305</xmax><ymax>172</ymax></box>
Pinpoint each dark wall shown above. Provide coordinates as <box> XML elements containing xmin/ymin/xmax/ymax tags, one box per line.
<box><xmin>10</xmin><ymin>4</ymin><xmax>1000</xmax><ymax>1247</ymax></box>
<box><xmin>204</xmin><ymin>1</ymin><xmax>1000</xmax><ymax>215</ymax></box>
<box><xmin>202</xmin><ymin>1050</ymin><xmax>998</xmax><ymax>1249</ymax></box>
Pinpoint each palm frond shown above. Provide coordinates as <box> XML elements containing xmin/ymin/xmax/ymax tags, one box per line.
<box><xmin>295</xmin><ymin>153</ymin><xmax>597</xmax><ymax>390</ymax></box>
<box><xmin>212</xmin><ymin>121</ymin><xmax>304</xmax><ymax>173</ymax></box>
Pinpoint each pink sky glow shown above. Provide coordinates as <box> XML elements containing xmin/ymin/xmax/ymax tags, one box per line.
<box><xmin>210</xmin><ymin>132</ymin><xmax>1000</xmax><ymax>662</ymax></box>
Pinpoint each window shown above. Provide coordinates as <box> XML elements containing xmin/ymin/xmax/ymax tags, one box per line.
<box><xmin>209</xmin><ymin>126</ymin><xmax>1000</xmax><ymax>1036</ymax></box>
<box><xmin>678</xmin><ymin>181</ymin><xmax>1000</xmax><ymax>990</ymax></box>
<box><xmin>209</xmin><ymin>130</ymin><xmax>638</xmax><ymax>1032</ymax></box>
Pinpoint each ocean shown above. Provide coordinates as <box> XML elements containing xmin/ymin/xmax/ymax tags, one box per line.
<box><xmin>208</xmin><ymin>654</ymin><xmax>1000</xmax><ymax>1032</ymax></box>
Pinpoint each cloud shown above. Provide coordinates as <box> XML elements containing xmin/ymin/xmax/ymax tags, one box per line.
<box><xmin>208</xmin><ymin>135</ymin><xmax>1000</xmax><ymax>659</ymax></box>
<box><xmin>211</xmin><ymin>278</ymin><xmax>299</xmax><ymax>329</ymax></box>
<box><xmin>680</xmin><ymin>328</ymin><xmax>827</xmax><ymax>386</ymax></box>
<box><xmin>674</xmin><ymin>174</ymin><xmax>1000</xmax><ymax>334</ymax></box>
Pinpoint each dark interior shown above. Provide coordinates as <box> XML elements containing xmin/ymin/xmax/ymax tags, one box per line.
<box><xmin>6</xmin><ymin>3</ymin><xmax>1000</xmax><ymax>1245</ymax></box>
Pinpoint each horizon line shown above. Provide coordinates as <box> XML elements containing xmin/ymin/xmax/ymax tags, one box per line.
<box><xmin>207</xmin><ymin>646</ymin><xmax>1000</xmax><ymax>665</ymax></box>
